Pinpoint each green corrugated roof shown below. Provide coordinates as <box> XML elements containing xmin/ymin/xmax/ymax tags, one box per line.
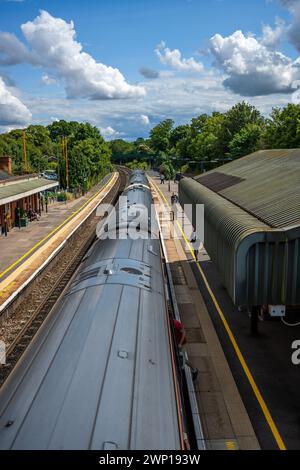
<box><xmin>0</xmin><ymin>177</ymin><xmax>58</xmax><ymax>204</ymax></box>
<box><xmin>194</xmin><ymin>149</ymin><xmax>300</xmax><ymax>229</ymax></box>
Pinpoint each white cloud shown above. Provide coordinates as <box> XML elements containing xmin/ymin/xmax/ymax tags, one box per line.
<box><xmin>155</xmin><ymin>41</ymin><xmax>204</xmax><ymax>73</ymax></box>
<box><xmin>209</xmin><ymin>30</ymin><xmax>299</xmax><ymax>96</ymax></box>
<box><xmin>0</xmin><ymin>71</ymin><xmax>16</xmax><ymax>87</ymax></box>
<box><xmin>0</xmin><ymin>77</ymin><xmax>32</xmax><ymax>126</ymax></box>
<box><xmin>1</xmin><ymin>7</ymin><xmax>297</xmax><ymax>137</ymax></box>
<box><xmin>99</xmin><ymin>126</ymin><xmax>120</xmax><ymax>138</ymax></box>
<box><xmin>41</xmin><ymin>74</ymin><xmax>57</xmax><ymax>86</ymax></box>
<box><xmin>0</xmin><ymin>32</ymin><xmax>34</xmax><ymax>65</ymax></box>
<box><xmin>139</xmin><ymin>67</ymin><xmax>159</xmax><ymax>79</ymax></box>
<box><xmin>0</xmin><ymin>10</ymin><xmax>145</xmax><ymax>100</ymax></box>
<box><xmin>140</xmin><ymin>114</ymin><xmax>150</xmax><ymax>125</ymax></box>
<box><xmin>261</xmin><ymin>18</ymin><xmax>286</xmax><ymax>48</ymax></box>
<box><xmin>280</xmin><ymin>0</ymin><xmax>300</xmax><ymax>52</ymax></box>
<box><xmin>25</xmin><ymin>68</ymin><xmax>296</xmax><ymax>140</ymax></box>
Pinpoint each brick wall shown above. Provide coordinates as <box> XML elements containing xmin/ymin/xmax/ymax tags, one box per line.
<box><xmin>0</xmin><ymin>156</ymin><xmax>12</xmax><ymax>176</ymax></box>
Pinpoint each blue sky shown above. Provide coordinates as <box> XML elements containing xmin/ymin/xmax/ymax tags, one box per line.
<box><xmin>0</xmin><ymin>0</ymin><xmax>300</xmax><ymax>139</ymax></box>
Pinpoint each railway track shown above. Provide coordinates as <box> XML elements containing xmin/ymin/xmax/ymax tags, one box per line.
<box><xmin>0</xmin><ymin>167</ymin><xmax>130</xmax><ymax>387</ymax></box>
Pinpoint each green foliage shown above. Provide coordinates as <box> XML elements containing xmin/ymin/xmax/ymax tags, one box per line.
<box><xmin>109</xmin><ymin>138</ymin><xmax>154</xmax><ymax>167</ymax></box>
<box><xmin>2</xmin><ymin>101</ymin><xmax>300</xmax><ymax>188</ymax></box>
<box><xmin>180</xmin><ymin>164</ymin><xmax>189</xmax><ymax>173</ymax></box>
<box><xmin>169</xmin><ymin>125</ymin><xmax>190</xmax><ymax>148</ymax></box>
<box><xmin>115</xmin><ymin>102</ymin><xmax>299</xmax><ymax>171</ymax></box>
<box><xmin>0</xmin><ymin>121</ymin><xmax>112</xmax><ymax>189</ymax></box>
<box><xmin>149</xmin><ymin>119</ymin><xmax>174</xmax><ymax>153</ymax></box>
<box><xmin>159</xmin><ymin>160</ymin><xmax>175</xmax><ymax>180</ymax></box>
<box><xmin>229</xmin><ymin>124</ymin><xmax>262</xmax><ymax>159</ymax></box>
<box><xmin>186</xmin><ymin>113</ymin><xmax>228</xmax><ymax>161</ymax></box>
<box><xmin>47</xmin><ymin>120</ymin><xmax>81</xmax><ymax>142</ymax></box>
<box><xmin>69</xmin><ymin>137</ymin><xmax>112</xmax><ymax>189</ymax></box>
<box><xmin>263</xmin><ymin>104</ymin><xmax>300</xmax><ymax>149</ymax></box>
<box><xmin>110</xmin><ymin>101</ymin><xmax>300</xmax><ymax>173</ymax></box>
<box><xmin>225</xmin><ymin>102</ymin><xmax>263</xmax><ymax>138</ymax></box>
<box><xmin>126</xmin><ymin>160</ymin><xmax>149</xmax><ymax>171</ymax></box>
<box><xmin>109</xmin><ymin>139</ymin><xmax>135</xmax><ymax>163</ymax></box>
<box><xmin>107</xmin><ymin>102</ymin><xmax>270</xmax><ymax>171</ymax></box>
<box><xmin>57</xmin><ymin>192</ymin><xmax>67</xmax><ymax>202</ymax></box>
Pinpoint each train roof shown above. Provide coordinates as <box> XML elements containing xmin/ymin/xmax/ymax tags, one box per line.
<box><xmin>128</xmin><ymin>170</ymin><xmax>149</xmax><ymax>187</ymax></box>
<box><xmin>0</xmin><ymin>237</ymin><xmax>180</xmax><ymax>449</ymax></box>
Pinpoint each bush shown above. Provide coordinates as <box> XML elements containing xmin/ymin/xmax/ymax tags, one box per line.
<box><xmin>57</xmin><ymin>192</ymin><xmax>67</xmax><ymax>202</ymax></box>
<box><xmin>180</xmin><ymin>164</ymin><xmax>189</xmax><ymax>174</ymax></box>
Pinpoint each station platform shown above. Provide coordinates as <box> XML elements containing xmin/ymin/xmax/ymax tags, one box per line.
<box><xmin>150</xmin><ymin>176</ymin><xmax>260</xmax><ymax>450</ymax></box>
<box><xmin>0</xmin><ymin>173</ymin><xmax>117</xmax><ymax>308</ymax></box>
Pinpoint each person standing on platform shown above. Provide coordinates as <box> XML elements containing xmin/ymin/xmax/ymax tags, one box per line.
<box><xmin>190</xmin><ymin>226</ymin><xmax>200</xmax><ymax>261</ymax></box>
<box><xmin>173</xmin><ymin>318</ymin><xmax>198</xmax><ymax>381</ymax></box>
<box><xmin>3</xmin><ymin>212</ymin><xmax>8</xmax><ymax>237</ymax></box>
<box><xmin>15</xmin><ymin>206</ymin><xmax>21</xmax><ymax>229</ymax></box>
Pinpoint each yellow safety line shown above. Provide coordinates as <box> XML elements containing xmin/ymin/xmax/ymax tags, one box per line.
<box><xmin>151</xmin><ymin>178</ymin><xmax>286</xmax><ymax>451</ymax></box>
<box><xmin>0</xmin><ymin>174</ymin><xmax>115</xmax><ymax>280</ymax></box>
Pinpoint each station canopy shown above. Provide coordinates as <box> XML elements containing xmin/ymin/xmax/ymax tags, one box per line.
<box><xmin>0</xmin><ymin>175</ymin><xmax>59</xmax><ymax>206</ymax></box>
<box><xmin>194</xmin><ymin>149</ymin><xmax>300</xmax><ymax>229</ymax></box>
<box><xmin>179</xmin><ymin>150</ymin><xmax>300</xmax><ymax>306</ymax></box>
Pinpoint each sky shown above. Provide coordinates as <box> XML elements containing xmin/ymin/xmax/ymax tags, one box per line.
<box><xmin>0</xmin><ymin>0</ymin><xmax>300</xmax><ymax>140</ymax></box>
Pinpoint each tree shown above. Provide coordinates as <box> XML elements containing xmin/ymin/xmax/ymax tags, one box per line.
<box><xmin>169</xmin><ymin>125</ymin><xmax>190</xmax><ymax>149</ymax></box>
<box><xmin>187</xmin><ymin>113</ymin><xmax>227</xmax><ymax>161</ymax></box>
<box><xmin>0</xmin><ymin>130</ymin><xmax>24</xmax><ymax>173</ymax></box>
<box><xmin>263</xmin><ymin>104</ymin><xmax>300</xmax><ymax>148</ymax></box>
<box><xmin>74</xmin><ymin>122</ymin><xmax>101</xmax><ymax>142</ymax></box>
<box><xmin>159</xmin><ymin>160</ymin><xmax>175</xmax><ymax>180</ymax></box>
<box><xmin>137</xmin><ymin>143</ymin><xmax>152</xmax><ymax>154</ymax></box>
<box><xmin>190</xmin><ymin>114</ymin><xmax>209</xmax><ymax>138</ymax></box>
<box><xmin>47</xmin><ymin>120</ymin><xmax>81</xmax><ymax>142</ymax></box>
<box><xmin>225</xmin><ymin>102</ymin><xmax>263</xmax><ymax>138</ymax></box>
<box><xmin>149</xmin><ymin>119</ymin><xmax>174</xmax><ymax>152</ymax></box>
<box><xmin>69</xmin><ymin>137</ymin><xmax>112</xmax><ymax>189</ymax></box>
<box><xmin>229</xmin><ymin>124</ymin><xmax>262</xmax><ymax>159</ymax></box>
<box><xmin>0</xmin><ymin>120</ymin><xmax>112</xmax><ymax>186</ymax></box>
<box><xmin>25</xmin><ymin>125</ymin><xmax>58</xmax><ymax>172</ymax></box>
<box><xmin>126</xmin><ymin>160</ymin><xmax>149</xmax><ymax>171</ymax></box>
<box><xmin>109</xmin><ymin>139</ymin><xmax>135</xmax><ymax>163</ymax></box>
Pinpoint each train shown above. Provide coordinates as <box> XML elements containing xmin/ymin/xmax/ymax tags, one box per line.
<box><xmin>0</xmin><ymin>170</ymin><xmax>185</xmax><ymax>450</ymax></box>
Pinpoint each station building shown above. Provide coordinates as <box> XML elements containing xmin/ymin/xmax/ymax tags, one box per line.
<box><xmin>0</xmin><ymin>156</ymin><xmax>59</xmax><ymax>234</ymax></box>
<box><xmin>179</xmin><ymin>149</ymin><xmax>300</xmax><ymax>311</ymax></box>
